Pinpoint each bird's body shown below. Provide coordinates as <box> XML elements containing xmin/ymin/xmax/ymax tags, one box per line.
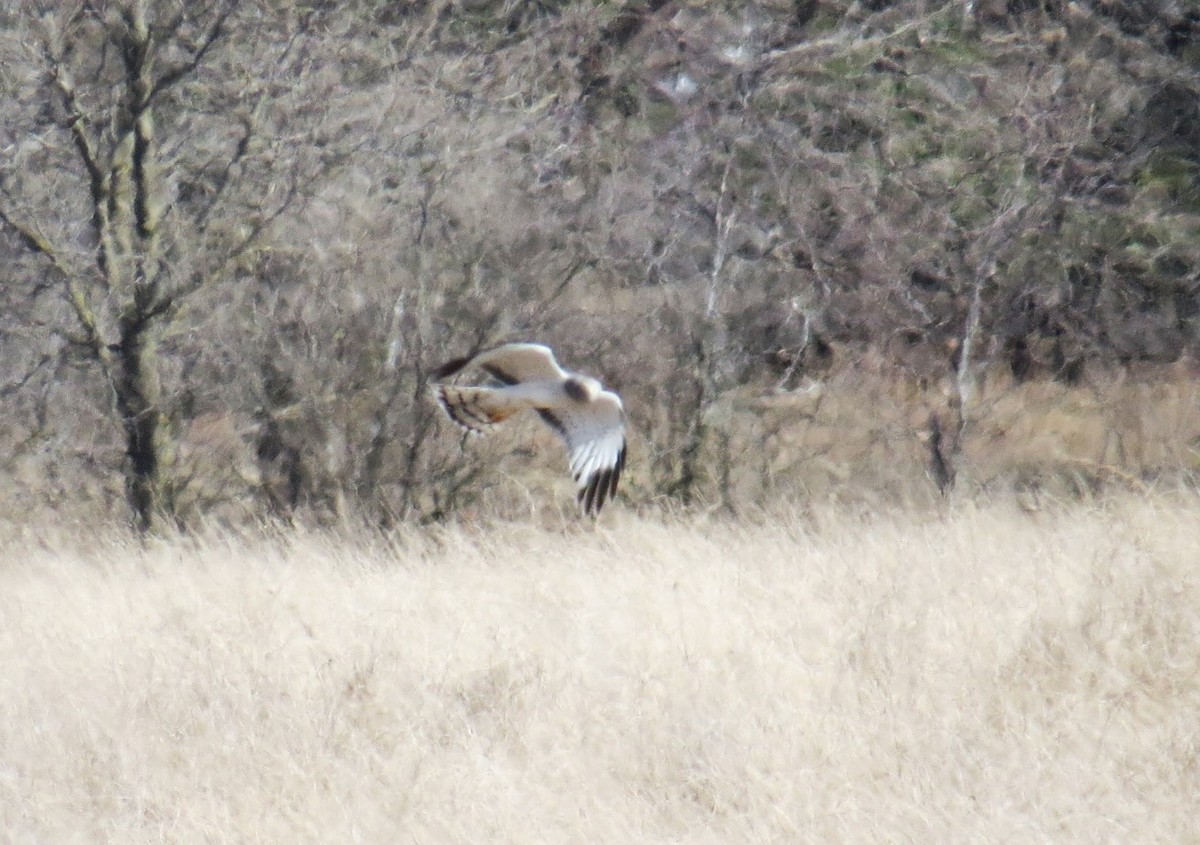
<box><xmin>431</xmin><ymin>343</ymin><xmax>626</xmax><ymax>515</ymax></box>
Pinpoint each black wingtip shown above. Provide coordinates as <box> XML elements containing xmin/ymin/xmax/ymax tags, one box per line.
<box><xmin>608</xmin><ymin>444</ymin><xmax>626</xmax><ymax>502</ymax></box>
<box><xmin>578</xmin><ymin>443</ymin><xmax>626</xmax><ymax>517</ymax></box>
<box><xmin>431</xmin><ymin>355</ymin><xmax>473</xmax><ymax>381</ymax></box>
<box><xmin>578</xmin><ymin>475</ymin><xmax>600</xmax><ymax>516</ymax></box>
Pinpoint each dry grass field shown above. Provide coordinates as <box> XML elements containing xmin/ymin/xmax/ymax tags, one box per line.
<box><xmin>2</xmin><ymin>493</ymin><xmax>1199</xmax><ymax>843</ymax></box>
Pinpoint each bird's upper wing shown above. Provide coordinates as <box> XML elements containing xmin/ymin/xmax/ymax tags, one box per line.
<box><xmin>539</xmin><ymin>390</ymin><xmax>627</xmax><ymax>516</ymax></box>
<box><xmin>434</xmin><ymin>343</ymin><xmax>567</xmax><ymax>385</ymax></box>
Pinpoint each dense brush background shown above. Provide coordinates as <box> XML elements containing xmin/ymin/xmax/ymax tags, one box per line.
<box><xmin>2</xmin><ymin>0</ymin><xmax>1199</xmax><ymax>525</ymax></box>
<box><xmin>2</xmin><ymin>2</ymin><xmax>1199</xmax><ymax>840</ymax></box>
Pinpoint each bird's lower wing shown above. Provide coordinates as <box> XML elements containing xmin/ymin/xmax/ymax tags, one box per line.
<box><xmin>543</xmin><ymin>392</ymin><xmax>627</xmax><ymax>515</ymax></box>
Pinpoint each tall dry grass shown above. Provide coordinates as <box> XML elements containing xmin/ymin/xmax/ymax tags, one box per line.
<box><xmin>2</xmin><ymin>493</ymin><xmax>1198</xmax><ymax>843</ymax></box>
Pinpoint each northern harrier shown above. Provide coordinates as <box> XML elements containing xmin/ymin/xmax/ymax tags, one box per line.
<box><xmin>431</xmin><ymin>343</ymin><xmax>627</xmax><ymax>515</ymax></box>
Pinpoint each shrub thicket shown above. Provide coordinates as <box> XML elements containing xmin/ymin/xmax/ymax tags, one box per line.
<box><xmin>2</xmin><ymin>1</ymin><xmax>1198</xmax><ymax>527</ymax></box>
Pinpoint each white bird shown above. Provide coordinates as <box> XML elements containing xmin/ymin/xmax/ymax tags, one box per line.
<box><xmin>430</xmin><ymin>342</ymin><xmax>627</xmax><ymax>516</ymax></box>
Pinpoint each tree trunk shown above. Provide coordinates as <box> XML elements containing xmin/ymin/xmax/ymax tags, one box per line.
<box><xmin>114</xmin><ymin>318</ymin><xmax>167</xmax><ymax>532</ymax></box>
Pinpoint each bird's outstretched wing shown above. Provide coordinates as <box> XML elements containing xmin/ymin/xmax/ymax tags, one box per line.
<box><xmin>539</xmin><ymin>391</ymin><xmax>627</xmax><ymax>515</ymax></box>
<box><xmin>433</xmin><ymin>343</ymin><xmax>566</xmax><ymax>385</ymax></box>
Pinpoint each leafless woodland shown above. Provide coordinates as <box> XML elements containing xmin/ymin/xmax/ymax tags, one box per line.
<box><xmin>2</xmin><ymin>1</ymin><xmax>1199</xmax><ymax>529</ymax></box>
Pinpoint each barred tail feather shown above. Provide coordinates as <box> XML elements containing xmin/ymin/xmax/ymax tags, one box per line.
<box><xmin>434</xmin><ymin>385</ymin><xmax>515</xmax><ymax>433</ymax></box>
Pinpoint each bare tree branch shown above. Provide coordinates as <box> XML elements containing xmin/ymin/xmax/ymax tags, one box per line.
<box><xmin>0</xmin><ymin>353</ymin><xmax>56</xmax><ymax>400</ymax></box>
<box><xmin>46</xmin><ymin>50</ymin><xmax>121</xmax><ymax>289</ymax></box>
<box><xmin>159</xmin><ymin>170</ymin><xmax>302</xmax><ymax>323</ymax></box>
<box><xmin>194</xmin><ymin>114</ymin><xmax>255</xmax><ymax>231</ymax></box>
<box><xmin>148</xmin><ymin>0</ymin><xmax>240</xmax><ymax>99</ymax></box>
<box><xmin>0</xmin><ymin>205</ymin><xmax>109</xmax><ymax>357</ymax></box>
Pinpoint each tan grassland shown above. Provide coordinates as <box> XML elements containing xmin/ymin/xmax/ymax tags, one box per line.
<box><xmin>2</xmin><ymin>494</ymin><xmax>1198</xmax><ymax>843</ymax></box>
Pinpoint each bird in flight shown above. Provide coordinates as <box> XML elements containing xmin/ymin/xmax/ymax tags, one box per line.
<box><xmin>430</xmin><ymin>343</ymin><xmax>627</xmax><ymax>515</ymax></box>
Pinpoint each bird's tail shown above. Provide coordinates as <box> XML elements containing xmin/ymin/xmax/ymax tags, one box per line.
<box><xmin>432</xmin><ymin>384</ymin><xmax>516</xmax><ymax>434</ymax></box>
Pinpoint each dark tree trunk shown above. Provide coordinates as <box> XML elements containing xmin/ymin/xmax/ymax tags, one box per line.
<box><xmin>114</xmin><ymin>319</ymin><xmax>164</xmax><ymax>532</ymax></box>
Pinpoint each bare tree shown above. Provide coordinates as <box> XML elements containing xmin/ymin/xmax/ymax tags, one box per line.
<box><xmin>0</xmin><ymin>1</ymin><xmax>346</xmax><ymax>529</ymax></box>
<box><xmin>2</xmin><ymin>0</ymin><xmax>1197</xmax><ymax>524</ymax></box>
